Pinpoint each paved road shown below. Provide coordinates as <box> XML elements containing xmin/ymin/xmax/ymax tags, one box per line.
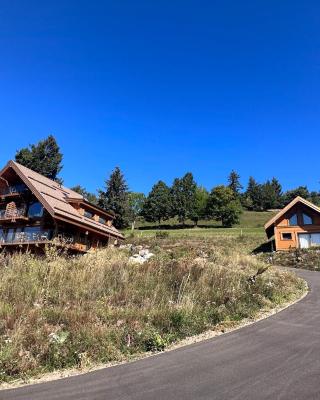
<box><xmin>1</xmin><ymin>268</ymin><xmax>320</xmax><ymax>400</ymax></box>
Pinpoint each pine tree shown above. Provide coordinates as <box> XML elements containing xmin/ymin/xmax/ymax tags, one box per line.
<box><xmin>271</xmin><ymin>177</ymin><xmax>282</xmax><ymax>202</ymax></box>
<box><xmin>15</xmin><ymin>135</ymin><xmax>63</xmax><ymax>181</ymax></box>
<box><xmin>98</xmin><ymin>167</ymin><xmax>130</xmax><ymax>229</ymax></box>
<box><xmin>141</xmin><ymin>181</ymin><xmax>171</xmax><ymax>226</ymax></box>
<box><xmin>245</xmin><ymin>177</ymin><xmax>264</xmax><ymax>211</ymax></box>
<box><xmin>171</xmin><ymin>173</ymin><xmax>197</xmax><ymax>224</ymax></box>
<box><xmin>206</xmin><ymin>185</ymin><xmax>242</xmax><ymax>227</ymax></box>
<box><xmin>228</xmin><ymin>170</ymin><xmax>243</xmax><ymax>197</ymax></box>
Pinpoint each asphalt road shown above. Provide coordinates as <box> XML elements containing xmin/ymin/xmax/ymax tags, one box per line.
<box><xmin>1</xmin><ymin>268</ymin><xmax>320</xmax><ymax>400</ymax></box>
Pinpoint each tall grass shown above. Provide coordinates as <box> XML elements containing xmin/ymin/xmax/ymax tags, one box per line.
<box><xmin>0</xmin><ymin>237</ymin><xmax>305</xmax><ymax>382</ymax></box>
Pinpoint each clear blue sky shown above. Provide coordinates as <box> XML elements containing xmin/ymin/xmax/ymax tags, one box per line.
<box><xmin>0</xmin><ymin>1</ymin><xmax>319</xmax><ymax>194</ymax></box>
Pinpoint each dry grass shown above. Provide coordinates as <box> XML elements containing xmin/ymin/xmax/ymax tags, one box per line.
<box><xmin>0</xmin><ymin>236</ymin><xmax>305</xmax><ymax>383</ymax></box>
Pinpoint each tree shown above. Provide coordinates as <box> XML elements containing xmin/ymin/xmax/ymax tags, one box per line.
<box><xmin>309</xmin><ymin>191</ymin><xmax>320</xmax><ymax>207</ymax></box>
<box><xmin>15</xmin><ymin>135</ymin><xmax>63</xmax><ymax>181</ymax></box>
<box><xmin>128</xmin><ymin>192</ymin><xmax>146</xmax><ymax>230</ymax></box>
<box><xmin>282</xmin><ymin>186</ymin><xmax>309</xmax><ymax>206</ymax></box>
<box><xmin>270</xmin><ymin>177</ymin><xmax>283</xmax><ymax>208</ymax></box>
<box><xmin>228</xmin><ymin>170</ymin><xmax>243</xmax><ymax>197</ymax></box>
<box><xmin>189</xmin><ymin>186</ymin><xmax>209</xmax><ymax>226</ymax></box>
<box><xmin>141</xmin><ymin>181</ymin><xmax>171</xmax><ymax>226</ymax></box>
<box><xmin>71</xmin><ymin>185</ymin><xmax>98</xmax><ymax>205</ymax></box>
<box><xmin>206</xmin><ymin>185</ymin><xmax>242</xmax><ymax>227</ymax></box>
<box><xmin>171</xmin><ymin>173</ymin><xmax>197</xmax><ymax>224</ymax></box>
<box><xmin>260</xmin><ymin>178</ymin><xmax>283</xmax><ymax>210</ymax></box>
<box><xmin>98</xmin><ymin>167</ymin><xmax>130</xmax><ymax>229</ymax></box>
<box><xmin>244</xmin><ymin>177</ymin><xmax>264</xmax><ymax>211</ymax></box>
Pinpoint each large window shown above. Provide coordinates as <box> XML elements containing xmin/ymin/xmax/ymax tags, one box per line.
<box><xmin>302</xmin><ymin>213</ymin><xmax>313</xmax><ymax>225</ymax></box>
<box><xmin>288</xmin><ymin>214</ymin><xmax>298</xmax><ymax>226</ymax></box>
<box><xmin>28</xmin><ymin>202</ymin><xmax>44</xmax><ymax>218</ymax></box>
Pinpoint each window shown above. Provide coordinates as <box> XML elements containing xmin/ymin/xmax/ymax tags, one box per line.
<box><xmin>6</xmin><ymin>228</ymin><xmax>15</xmax><ymax>242</ymax></box>
<box><xmin>302</xmin><ymin>213</ymin><xmax>313</xmax><ymax>225</ymax></box>
<box><xmin>99</xmin><ymin>216</ymin><xmax>106</xmax><ymax>224</ymax></box>
<box><xmin>0</xmin><ymin>228</ymin><xmax>5</xmax><ymax>243</ymax></box>
<box><xmin>28</xmin><ymin>202</ymin><xmax>44</xmax><ymax>218</ymax></box>
<box><xmin>288</xmin><ymin>214</ymin><xmax>298</xmax><ymax>226</ymax></box>
<box><xmin>84</xmin><ymin>210</ymin><xmax>94</xmax><ymax>219</ymax></box>
<box><xmin>282</xmin><ymin>233</ymin><xmax>292</xmax><ymax>240</ymax></box>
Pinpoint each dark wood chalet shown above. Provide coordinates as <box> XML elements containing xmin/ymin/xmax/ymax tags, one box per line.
<box><xmin>0</xmin><ymin>160</ymin><xmax>124</xmax><ymax>253</ymax></box>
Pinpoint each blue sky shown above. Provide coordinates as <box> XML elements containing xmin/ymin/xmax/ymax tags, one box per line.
<box><xmin>0</xmin><ymin>1</ymin><xmax>319</xmax><ymax>194</ymax></box>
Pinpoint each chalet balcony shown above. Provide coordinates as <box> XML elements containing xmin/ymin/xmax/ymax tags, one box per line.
<box><xmin>0</xmin><ymin>229</ymin><xmax>52</xmax><ymax>245</ymax></box>
<box><xmin>0</xmin><ymin>184</ymin><xmax>28</xmax><ymax>198</ymax></box>
<box><xmin>0</xmin><ymin>230</ymin><xmax>89</xmax><ymax>252</ymax></box>
<box><xmin>0</xmin><ymin>207</ymin><xmax>28</xmax><ymax>222</ymax></box>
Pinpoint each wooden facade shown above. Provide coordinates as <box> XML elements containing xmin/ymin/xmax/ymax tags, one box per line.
<box><xmin>265</xmin><ymin>196</ymin><xmax>320</xmax><ymax>251</ymax></box>
<box><xmin>0</xmin><ymin>161</ymin><xmax>124</xmax><ymax>253</ymax></box>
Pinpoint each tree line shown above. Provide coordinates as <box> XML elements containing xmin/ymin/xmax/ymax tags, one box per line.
<box><xmin>14</xmin><ymin>135</ymin><xmax>320</xmax><ymax>229</ymax></box>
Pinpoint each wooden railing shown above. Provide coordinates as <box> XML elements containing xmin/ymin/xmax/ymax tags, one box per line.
<box><xmin>0</xmin><ymin>231</ymin><xmax>89</xmax><ymax>252</ymax></box>
<box><xmin>0</xmin><ymin>207</ymin><xmax>28</xmax><ymax>220</ymax></box>
<box><xmin>0</xmin><ymin>184</ymin><xmax>28</xmax><ymax>196</ymax></box>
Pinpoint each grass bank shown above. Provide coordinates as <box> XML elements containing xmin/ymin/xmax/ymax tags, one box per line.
<box><xmin>0</xmin><ymin>236</ymin><xmax>305</xmax><ymax>383</ymax></box>
<box><xmin>133</xmin><ymin>210</ymin><xmax>277</xmax><ymax>230</ymax></box>
<box><xmin>124</xmin><ymin>210</ymin><xmax>277</xmax><ymax>239</ymax></box>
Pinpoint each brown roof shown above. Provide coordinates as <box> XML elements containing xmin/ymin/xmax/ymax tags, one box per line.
<box><xmin>0</xmin><ymin>160</ymin><xmax>124</xmax><ymax>239</ymax></box>
<box><xmin>264</xmin><ymin>196</ymin><xmax>320</xmax><ymax>239</ymax></box>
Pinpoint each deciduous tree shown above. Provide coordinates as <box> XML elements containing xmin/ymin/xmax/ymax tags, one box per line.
<box><xmin>141</xmin><ymin>181</ymin><xmax>171</xmax><ymax>226</ymax></box>
<box><xmin>171</xmin><ymin>173</ymin><xmax>197</xmax><ymax>224</ymax></box>
<box><xmin>190</xmin><ymin>186</ymin><xmax>209</xmax><ymax>226</ymax></box>
<box><xmin>128</xmin><ymin>192</ymin><xmax>146</xmax><ymax>230</ymax></box>
<box><xmin>15</xmin><ymin>135</ymin><xmax>63</xmax><ymax>181</ymax></box>
<box><xmin>206</xmin><ymin>185</ymin><xmax>242</xmax><ymax>227</ymax></box>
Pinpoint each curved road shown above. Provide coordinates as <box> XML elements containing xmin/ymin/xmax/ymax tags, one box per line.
<box><xmin>2</xmin><ymin>269</ymin><xmax>320</xmax><ymax>400</ymax></box>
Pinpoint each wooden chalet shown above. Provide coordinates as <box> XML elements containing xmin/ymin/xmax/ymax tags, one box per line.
<box><xmin>265</xmin><ymin>196</ymin><xmax>320</xmax><ymax>251</ymax></box>
<box><xmin>0</xmin><ymin>160</ymin><xmax>124</xmax><ymax>253</ymax></box>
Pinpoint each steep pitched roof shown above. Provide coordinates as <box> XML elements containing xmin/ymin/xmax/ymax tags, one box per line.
<box><xmin>0</xmin><ymin>160</ymin><xmax>124</xmax><ymax>239</ymax></box>
<box><xmin>264</xmin><ymin>196</ymin><xmax>320</xmax><ymax>238</ymax></box>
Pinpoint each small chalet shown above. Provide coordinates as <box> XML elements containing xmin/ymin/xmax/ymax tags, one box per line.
<box><xmin>0</xmin><ymin>160</ymin><xmax>124</xmax><ymax>253</ymax></box>
<box><xmin>265</xmin><ymin>196</ymin><xmax>320</xmax><ymax>251</ymax></box>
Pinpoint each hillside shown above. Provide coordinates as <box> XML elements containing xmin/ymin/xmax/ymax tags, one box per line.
<box><xmin>0</xmin><ymin>233</ymin><xmax>305</xmax><ymax>384</ymax></box>
<box><xmin>125</xmin><ymin>211</ymin><xmax>277</xmax><ymax>239</ymax></box>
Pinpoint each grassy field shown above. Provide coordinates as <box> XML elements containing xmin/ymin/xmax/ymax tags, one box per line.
<box><xmin>124</xmin><ymin>211</ymin><xmax>277</xmax><ymax>239</ymax></box>
<box><xmin>0</xmin><ymin>234</ymin><xmax>305</xmax><ymax>383</ymax></box>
